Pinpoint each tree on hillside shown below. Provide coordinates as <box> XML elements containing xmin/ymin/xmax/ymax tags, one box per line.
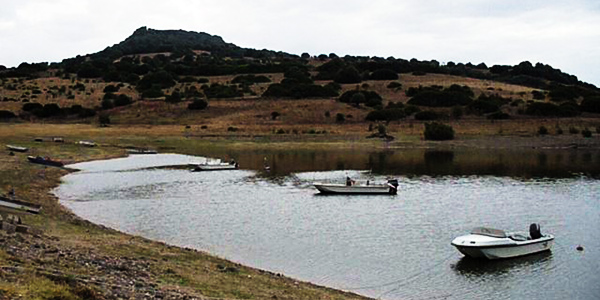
<box><xmin>334</xmin><ymin>66</ymin><xmax>362</xmax><ymax>84</ymax></box>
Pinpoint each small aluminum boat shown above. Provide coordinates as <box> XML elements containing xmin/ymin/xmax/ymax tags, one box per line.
<box><xmin>314</xmin><ymin>179</ymin><xmax>399</xmax><ymax>195</ymax></box>
<box><xmin>6</xmin><ymin>145</ymin><xmax>28</xmax><ymax>152</ymax></box>
<box><xmin>451</xmin><ymin>224</ymin><xmax>554</xmax><ymax>260</ymax></box>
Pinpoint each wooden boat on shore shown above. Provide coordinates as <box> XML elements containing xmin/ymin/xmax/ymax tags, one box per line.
<box><xmin>27</xmin><ymin>156</ymin><xmax>64</xmax><ymax>167</ymax></box>
<box><xmin>314</xmin><ymin>179</ymin><xmax>399</xmax><ymax>195</ymax></box>
<box><xmin>6</xmin><ymin>145</ymin><xmax>28</xmax><ymax>152</ymax></box>
<box><xmin>0</xmin><ymin>195</ymin><xmax>41</xmax><ymax>215</ymax></box>
<box><xmin>127</xmin><ymin>149</ymin><xmax>158</xmax><ymax>155</ymax></box>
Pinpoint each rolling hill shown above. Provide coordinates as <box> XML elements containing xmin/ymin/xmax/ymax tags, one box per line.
<box><xmin>1</xmin><ymin>27</ymin><xmax>599</xmax><ymax>135</ymax></box>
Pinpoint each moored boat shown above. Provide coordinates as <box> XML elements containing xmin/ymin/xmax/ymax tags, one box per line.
<box><xmin>314</xmin><ymin>179</ymin><xmax>399</xmax><ymax>195</ymax></box>
<box><xmin>451</xmin><ymin>224</ymin><xmax>554</xmax><ymax>260</ymax></box>
<box><xmin>127</xmin><ymin>149</ymin><xmax>158</xmax><ymax>154</ymax></box>
<box><xmin>192</xmin><ymin>160</ymin><xmax>239</xmax><ymax>171</ymax></box>
<box><xmin>6</xmin><ymin>145</ymin><xmax>28</xmax><ymax>152</ymax></box>
<box><xmin>27</xmin><ymin>155</ymin><xmax>64</xmax><ymax>167</ymax></box>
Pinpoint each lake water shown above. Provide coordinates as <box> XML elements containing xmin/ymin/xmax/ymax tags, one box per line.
<box><xmin>54</xmin><ymin>150</ymin><xmax>600</xmax><ymax>300</ymax></box>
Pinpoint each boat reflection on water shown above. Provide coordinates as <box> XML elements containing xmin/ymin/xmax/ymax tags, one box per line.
<box><xmin>452</xmin><ymin>251</ymin><xmax>553</xmax><ymax>277</ymax></box>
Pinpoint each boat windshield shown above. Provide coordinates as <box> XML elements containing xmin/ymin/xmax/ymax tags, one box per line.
<box><xmin>471</xmin><ymin>227</ymin><xmax>507</xmax><ymax>238</ymax></box>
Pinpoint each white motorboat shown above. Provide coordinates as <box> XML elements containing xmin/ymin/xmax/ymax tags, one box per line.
<box><xmin>192</xmin><ymin>160</ymin><xmax>239</xmax><ymax>171</ymax></box>
<box><xmin>6</xmin><ymin>145</ymin><xmax>28</xmax><ymax>152</ymax></box>
<box><xmin>451</xmin><ymin>224</ymin><xmax>554</xmax><ymax>260</ymax></box>
<box><xmin>314</xmin><ymin>179</ymin><xmax>399</xmax><ymax>195</ymax></box>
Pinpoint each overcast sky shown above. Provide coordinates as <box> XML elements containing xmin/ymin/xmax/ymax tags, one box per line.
<box><xmin>1</xmin><ymin>0</ymin><xmax>599</xmax><ymax>86</ymax></box>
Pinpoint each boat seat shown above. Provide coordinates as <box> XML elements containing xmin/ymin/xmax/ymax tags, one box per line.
<box><xmin>508</xmin><ymin>233</ymin><xmax>530</xmax><ymax>241</ymax></box>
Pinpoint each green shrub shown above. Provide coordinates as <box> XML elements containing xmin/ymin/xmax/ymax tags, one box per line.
<box><xmin>487</xmin><ymin>111</ymin><xmax>510</xmax><ymax>120</ymax></box>
<box><xmin>339</xmin><ymin>90</ymin><xmax>382</xmax><ymax>107</ymax></box>
<box><xmin>101</xmin><ymin>99</ymin><xmax>114</xmax><ymax>110</ymax></box>
<box><xmin>569</xmin><ymin>126</ymin><xmax>579</xmax><ymax>134</ymax></box>
<box><xmin>232</xmin><ymin>74</ymin><xmax>271</xmax><ymax>85</ymax></box>
<box><xmin>582</xmin><ymin>128</ymin><xmax>592</xmax><ymax>138</ymax></box>
<box><xmin>408</xmin><ymin>86</ymin><xmax>473</xmax><ymax>107</ymax></box>
<box><xmin>452</xmin><ymin>106</ymin><xmax>463</xmax><ymax>120</ymax></box>
<box><xmin>187</xmin><ymin>99</ymin><xmax>208</xmax><ymax>110</ymax></box>
<box><xmin>114</xmin><ymin>94</ymin><xmax>132</xmax><ymax>107</ymax></box>
<box><xmin>538</xmin><ymin>126</ymin><xmax>548</xmax><ymax>135</ymax></box>
<box><xmin>387</xmin><ymin>82</ymin><xmax>402</xmax><ymax>89</ymax></box>
<box><xmin>0</xmin><ymin>110</ymin><xmax>16</xmax><ymax>119</ymax></box>
<box><xmin>165</xmin><ymin>92</ymin><xmax>182</xmax><ymax>103</ymax></box>
<box><xmin>103</xmin><ymin>85</ymin><xmax>120</xmax><ymax>93</ymax></box>
<box><xmin>142</xmin><ymin>88</ymin><xmax>164</xmax><ymax>98</ymax></box>
<box><xmin>415</xmin><ymin>110</ymin><xmax>443</xmax><ymax>121</ymax></box>
<box><xmin>334</xmin><ymin>66</ymin><xmax>362</xmax><ymax>84</ymax></box>
<box><xmin>365</xmin><ymin>108</ymin><xmax>406</xmax><ymax>121</ymax></box>
<box><xmin>580</xmin><ymin>96</ymin><xmax>600</xmax><ymax>113</ymax></box>
<box><xmin>556</xmin><ymin>127</ymin><xmax>563</xmax><ymax>135</ymax></box>
<box><xmin>369</xmin><ymin>69</ymin><xmax>398</xmax><ymax>80</ymax></box>
<box><xmin>424</xmin><ymin>122</ymin><xmax>454</xmax><ymax>140</ymax></box>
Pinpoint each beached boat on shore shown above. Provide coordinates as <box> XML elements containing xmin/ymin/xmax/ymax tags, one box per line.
<box><xmin>0</xmin><ymin>195</ymin><xmax>41</xmax><ymax>215</ymax></box>
<box><xmin>314</xmin><ymin>179</ymin><xmax>399</xmax><ymax>195</ymax></box>
<box><xmin>6</xmin><ymin>145</ymin><xmax>28</xmax><ymax>152</ymax></box>
<box><xmin>127</xmin><ymin>149</ymin><xmax>158</xmax><ymax>154</ymax></box>
<box><xmin>451</xmin><ymin>224</ymin><xmax>554</xmax><ymax>260</ymax></box>
<box><xmin>77</xmin><ymin>140</ymin><xmax>96</xmax><ymax>147</ymax></box>
<box><xmin>27</xmin><ymin>156</ymin><xmax>64</xmax><ymax>167</ymax></box>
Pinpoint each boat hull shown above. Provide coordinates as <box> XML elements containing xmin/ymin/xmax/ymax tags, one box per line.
<box><xmin>6</xmin><ymin>145</ymin><xmax>28</xmax><ymax>152</ymax></box>
<box><xmin>192</xmin><ymin>164</ymin><xmax>238</xmax><ymax>171</ymax></box>
<box><xmin>314</xmin><ymin>183</ymin><xmax>396</xmax><ymax>195</ymax></box>
<box><xmin>452</xmin><ymin>235</ymin><xmax>554</xmax><ymax>259</ymax></box>
<box><xmin>27</xmin><ymin>156</ymin><xmax>64</xmax><ymax>167</ymax></box>
<box><xmin>0</xmin><ymin>196</ymin><xmax>41</xmax><ymax>214</ymax></box>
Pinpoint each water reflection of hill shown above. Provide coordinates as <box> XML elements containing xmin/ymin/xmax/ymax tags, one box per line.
<box><xmin>193</xmin><ymin>148</ymin><xmax>600</xmax><ymax>178</ymax></box>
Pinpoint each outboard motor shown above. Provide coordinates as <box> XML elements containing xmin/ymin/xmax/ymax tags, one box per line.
<box><xmin>530</xmin><ymin>223</ymin><xmax>542</xmax><ymax>239</ymax></box>
<box><xmin>387</xmin><ymin>179</ymin><xmax>399</xmax><ymax>195</ymax></box>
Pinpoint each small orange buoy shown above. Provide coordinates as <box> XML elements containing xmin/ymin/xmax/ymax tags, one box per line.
<box><xmin>576</xmin><ymin>245</ymin><xmax>584</xmax><ymax>251</ymax></box>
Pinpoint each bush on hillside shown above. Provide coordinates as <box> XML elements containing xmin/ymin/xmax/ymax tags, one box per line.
<box><xmin>232</xmin><ymin>74</ymin><xmax>271</xmax><ymax>85</ymax></box>
<box><xmin>414</xmin><ymin>110</ymin><xmax>446</xmax><ymax>121</ymax></box>
<box><xmin>365</xmin><ymin>108</ymin><xmax>406</xmax><ymax>122</ymax></box>
<box><xmin>0</xmin><ymin>110</ymin><xmax>16</xmax><ymax>119</ymax></box>
<box><xmin>114</xmin><ymin>94</ymin><xmax>132</xmax><ymax>107</ymax></box>
<box><xmin>580</xmin><ymin>96</ymin><xmax>600</xmax><ymax>113</ymax></box>
<box><xmin>22</xmin><ymin>102</ymin><xmax>43</xmax><ymax>112</ymax></box>
<box><xmin>369</xmin><ymin>69</ymin><xmax>399</xmax><ymax>80</ymax></box>
<box><xmin>338</xmin><ymin>90</ymin><xmax>382</xmax><ymax>107</ymax></box>
<box><xmin>334</xmin><ymin>66</ymin><xmax>362</xmax><ymax>84</ymax></box>
<box><xmin>424</xmin><ymin>122</ymin><xmax>455</xmax><ymax>140</ymax></box>
<box><xmin>187</xmin><ymin>99</ymin><xmax>208</xmax><ymax>110</ymax></box>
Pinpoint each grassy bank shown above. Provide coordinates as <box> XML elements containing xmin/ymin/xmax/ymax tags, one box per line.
<box><xmin>0</xmin><ymin>125</ymin><xmax>372</xmax><ymax>300</ymax></box>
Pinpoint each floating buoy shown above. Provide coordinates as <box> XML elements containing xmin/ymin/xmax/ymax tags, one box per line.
<box><xmin>576</xmin><ymin>245</ymin><xmax>584</xmax><ymax>251</ymax></box>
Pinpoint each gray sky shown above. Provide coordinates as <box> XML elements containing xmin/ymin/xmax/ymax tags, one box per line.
<box><xmin>1</xmin><ymin>0</ymin><xmax>599</xmax><ymax>86</ymax></box>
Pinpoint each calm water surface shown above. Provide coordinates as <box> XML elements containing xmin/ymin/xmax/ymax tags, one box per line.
<box><xmin>54</xmin><ymin>151</ymin><xmax>600</xmax><ymax>300</ymax></box>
